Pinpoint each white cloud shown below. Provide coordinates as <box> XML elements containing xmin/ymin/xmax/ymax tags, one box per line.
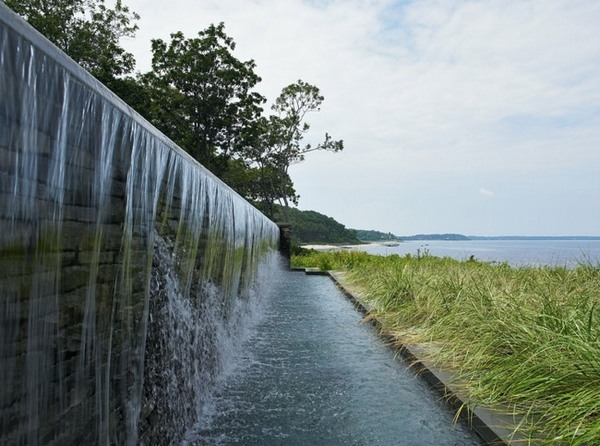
<box><xmin>479</xmin><ymin>188</ymin><xmax>495</xmax><ymax>198</ymax></box>
<box><xmin>120</xmin><ymin>0</ymin><xmax>600</xmax><ymax>235</ymax></box>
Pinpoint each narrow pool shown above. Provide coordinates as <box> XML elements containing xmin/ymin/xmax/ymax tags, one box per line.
<box><xmin>187</xmin><ymin>266</ymin><xmax>482</xmax><ymax>445</ymax></box>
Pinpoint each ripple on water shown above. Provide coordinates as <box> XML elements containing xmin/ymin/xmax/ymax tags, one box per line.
<box><xmin>186</xmin><ymin>271</ymin><xmax>483</xmax><ymax>446</ymax></box>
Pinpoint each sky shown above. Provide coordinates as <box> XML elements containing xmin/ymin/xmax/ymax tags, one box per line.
<box><xmin>120</xmin><ymin>0</ymin><xmax>600</xmax><ymax>236</ymax></box>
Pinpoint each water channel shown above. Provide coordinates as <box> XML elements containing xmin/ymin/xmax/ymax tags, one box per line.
<box><xmin>186</xmin><ymin>261</ymin><xmax>483</xmax><ymax>445</ymax></box>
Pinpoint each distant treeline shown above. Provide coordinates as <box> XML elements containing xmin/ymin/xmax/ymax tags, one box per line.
<box><xmin>274</xmin><ymin>206</ymin><xmax>361</xmax><ymax>245</ymax></box>
<box><xmin>353</xmin><ymin>231</ymin><xmax>469</xmax><ymax>242</ymax></box>
<box><xmin>469</xmin><ymin>235</ymin><xmax>600</xmax><ymax>240</ymax></box>
<box><xmin>353</xmin><ymin>229</ymin><xmax>400</xmax><ymax>242</ymax></box>
<box><xmin>355</xmin><ymin>232</ymin><xmax>600</xmax><ymax>242</ymax></box>
<box><xmin>281</xmin><ymin>207</ymin><xmax>600</xmax><ymax>245</ymax></box>
<box><xmin>401</xmin><ymin>233</ymin><xmax>470</xmax><ymax>241</ymax></box>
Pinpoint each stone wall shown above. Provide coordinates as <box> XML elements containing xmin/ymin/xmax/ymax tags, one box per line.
<box><xmin>0</xmin><ymin>5</ymin><xmax>279</xmax><ymax>445</ymax></box>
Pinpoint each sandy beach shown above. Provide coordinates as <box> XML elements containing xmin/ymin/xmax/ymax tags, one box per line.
<box><xmin>301</xmin><ymin>244</ymin><xmax>362</xmax><ymax>251</ymax></box>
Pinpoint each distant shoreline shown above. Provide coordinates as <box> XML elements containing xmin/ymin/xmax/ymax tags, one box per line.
<box><xmin>300</xmin><ymin>244</ymin><xmax>358</xmax><ymax>251</ymax></box>
<box><xmin>467</xmin><ymin>235</ymin><xmax>600</xmax><ymax>241</ymax></box>
<box><xmin>300</xmin><ymin>236</ymin><xmax>600</xmax><ymax>249</ymax></box>
<box><xmin>388</xmin><ymin>235</ymin><xmax>600</xmax><ymax>242</ymax></box>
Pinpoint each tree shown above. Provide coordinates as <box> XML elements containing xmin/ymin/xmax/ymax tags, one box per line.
<box><xmin>5</xmin><ymin>0</ymin><xmax>140</xmax><ymax>87</ymax></box>
<box><xmin>275</xmin><ymin>206</ymin><xmax>360</xmax><ymax>245</ymax></box>
<box><xmin>8</xmin><ymin>3</ymin><xmax>343</xmax><ymax>220</ymax></box>
<box><xmin>149</xmin><ymin>23</ymin><xmax>266</xmax><ymax>176</ymax></box>
<box><xmin>232</xmin><ymin>116</ymin><xmax>294</xmax><ymax>218</ymax></box>
<box><xmin>259</xmin><ymin>80</ymin><xmax>343</xmax><ymax>221</ymax></box>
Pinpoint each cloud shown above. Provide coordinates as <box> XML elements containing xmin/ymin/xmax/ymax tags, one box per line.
<box><xmin>120</xmin><ymin>0</ymin><xmax>600</xmax><ymax>235</ymax></box>
<box><xmin>479</xmin><ymin>188</ymin><xmax>495</xmax><ymax>198</ymax></box>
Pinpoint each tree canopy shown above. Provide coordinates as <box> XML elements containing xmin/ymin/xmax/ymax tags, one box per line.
<box><xmin>5</xmin><ymin>0</ymin><xmax>139</xmax><ymax>87</ymax></box>
<box><xmin>273</xmin><ymin>206</ymin><xmax>360</xmax><ymax>245</ymax></box>
<box><xmin>243</xmin><ymin>81</ymin><xmax>344</xmax><ymax>220</ymax></box>
<box><xmin>272</xmin><ymin>81</ymin><xmax>343</xmax><ymax>217</ymax></box>
<box><xmin>148</xmin><ymin>24</ymin><xmax>266</xmax><ymax>175</ymax></box>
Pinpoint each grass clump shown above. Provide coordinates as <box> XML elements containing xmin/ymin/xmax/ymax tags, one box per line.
<box><xmin>292</xmin><ymin>250</ymin><xmax>600</xmax><ymax>445</ymax></box>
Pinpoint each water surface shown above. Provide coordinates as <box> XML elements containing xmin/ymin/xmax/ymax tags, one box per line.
<box><xmin>357</xmin><ymin>239</ymin><xmax>600</xmax><ymax>267</ymax></box>
<box><xmin>188</xmin><ymin>269</ymin><xmax>481</xmax><ymax>445</ymax></box>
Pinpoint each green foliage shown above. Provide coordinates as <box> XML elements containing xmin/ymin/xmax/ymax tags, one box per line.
<box><xmin>354</xmin><ymin>229</ymin><xmax>400</xmax><ymax>242</ymax></box>
<box><xmin>292</xmin><ymin>250</ymin><xmax>600</xmax><ymax>444</ymax></box>
<box><xmin>9</xmin><ymin>1</ymin><xmax>345</xmax><ymax>213</ymax></box>
<box><xmin>290</xmin><ymin>245</ymin><xmax>316</xmax><ymax>257</ymax></box>
<box><xmin>402</xmin><ymin>233</ymin><xmax>470</xmax><ymax>241</ymax></box>
<box><xmin>248</xmin><ymin>81</ymin><xmax>343</xmax><ymax>220</ymax></box>
<box><xmin>292</xmin><ymin>249</ymin><xmax>373</xmax><ymax>271</ymax></box>
<box><xmin>134</xmin><ymin>29</ymin><xmax>341</xmax><ymax>213</ymax></box>
<box><xmin>274</xmin><ymin>206</ymin><xmax>360</xmax><ymax>245</ymax></box>
<box><xmin>148</xmin><ymin>23</ymin><xmax>266</xmax><ymax>176</ymax></box>
<box><xmin>237</xmin><ymin>116</ymin><xmax>299</xmax><ymax>218</ymax></box>
<box><xmin>6</xmin><ymin>0</ymin><xmax>139</xmax><ymax>85</ymax></box>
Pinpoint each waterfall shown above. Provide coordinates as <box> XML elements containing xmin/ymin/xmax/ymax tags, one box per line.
<box><xmin>0</xmin><ymin>4</ymin><xmax>280</xmax><ymax>445</ymax></box>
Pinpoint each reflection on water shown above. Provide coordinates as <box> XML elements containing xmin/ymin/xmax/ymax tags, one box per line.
<box><xmin>187</xmin><ymin>268</ymin><xmax>482</xmax><ymax>446</ymax></box>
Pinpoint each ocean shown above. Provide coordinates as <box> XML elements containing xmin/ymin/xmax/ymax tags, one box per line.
<box><xmin>353</xmin><ymin>239</ymin><xmax>600</xmax><ymax>268</ymax></box>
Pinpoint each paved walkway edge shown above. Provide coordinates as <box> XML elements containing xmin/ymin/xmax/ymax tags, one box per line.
<box><xmin>295</xmin><ymin>267</ymin><xmax>532</xmax><ymax>446</ymax></box>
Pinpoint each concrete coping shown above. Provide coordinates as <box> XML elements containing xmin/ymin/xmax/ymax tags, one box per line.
<box><xmin>297</xmin><ymin>267</ymin><xmax>535</xmax><ymax>446</ymax></box>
